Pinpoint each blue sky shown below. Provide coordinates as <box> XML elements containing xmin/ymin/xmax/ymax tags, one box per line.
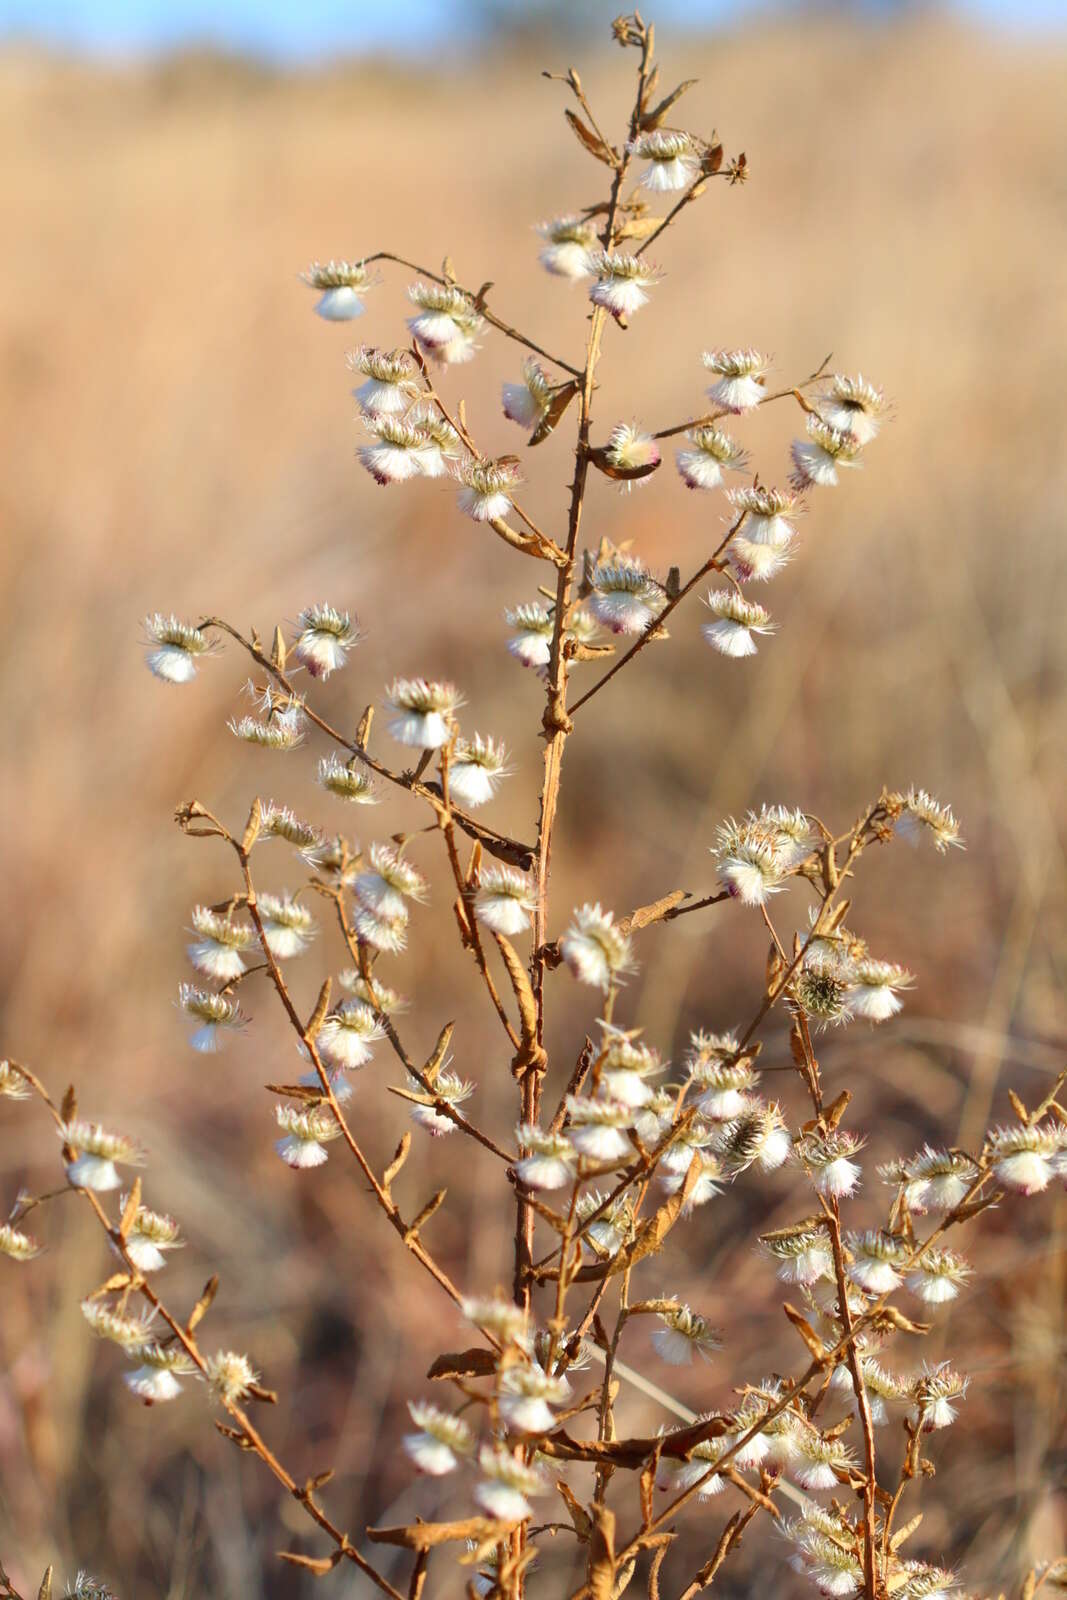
<box><xmin>1</xmin><ymin>0</ymin><xmax>1064</xmax><ymax>61</ymax></box>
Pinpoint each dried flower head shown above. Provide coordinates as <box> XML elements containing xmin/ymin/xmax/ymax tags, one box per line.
<box><xmin>588</xmin><ymin>559</ymin><xmax>665</xmax><ymax>635</ymax></box>
<box><xmin>987</xmin><ymin>1122</ymin><xmax>1064</xmax><ymax>1195</ymax></box>
<box><xmin>702</xmin><ymin>348</ymin><xmax>770</xmax><ymax>412</ymax></box>
<box><xmin>302</xmin><ymin>259</ymin><xmax>375</xmax><ymax>320</ymax></box>
<box><xmin>675</xmin><ymin>424</ymin><xmax>748</xmax><ymax>490</ymax></box>
<box><xmin>316</xmin><ymin>999</ymin><xmax>385</xmax><ymax>1071</ymax></box>
<box><xmin>795</xmin><ymin>956</ymin><xmax>853</xmax><ymax>1028</ymax></box>
<box><xmin>909</xmin><ymin>1360</ymin><xmax>968</xmax><ymax>1431</ymax></box>
<box><xmin>81</xmin><ymin>1299</ymin><xmax>156</xmax><ymax>1351</ymax></box>
<box><xmin>893</xmin><ymin>1146</ymin><xmax>980</xmax><ymax>1215</ymax></box>
<box><xmin>651</xmin><ymin>1304</ymin><xmax>723</xmax><ymax>1365</ymax></box>
<box><xmin>257</xmin><ymin>892</ymin><xmax>316</xmax><ymax>960</ymax></box>
<box><xmin>502</xmin><ymin>358</ymin><xmax>555</xmax><ymax>430</ymax></box>
<box><xmin>791</xmin><ymin>413</ymin><xmax>863</xmax><ymax>490</ymax></box>
<box><xmin>205</xmin><ymin>1349</ymin><xmax>258</xmax><ymax>1405</ymax></box>
<box><xmin>598</xmin><ymin>1030</ymin><xmax>665</xmax><ymax>1108</ymax></box>
<box><xmin>890</xmin><ymin>788</ymin><xmax>964</xmax><ymax>853</ymax></box>
<box><xmin>474</xmin><ymin>1445</ymin><xmax>547</xmax><ymax>1521</ymax></box>
<box><xmin>906</xmin><ymin>1247</ymin><xmax>972</xmax><ymax>1304</ymax></box>
<box><xmin>844</xmin><ymin>958</ymin><xmax>914</xmax><ymax>1022</ymax></box>
<box><xmin>0</xmin><ymin>1059</ymin><xmax>31</xmax><ymax>1100</ymax></box>
<box><xmin>602</xmin><ymin>422</ymin><xmax>661</xmax><ymax>487</ymax></box>
<box><xmin>123</xmin><ymin>1201</ymin><xmax>182</xmax><ymax>1272</ymax></box>
<box><xmin>0</xmin><ymin>1222</ymin><xmax>42</xmax><ymax>1262</ymax></box>
<box><xmin>498</xmin><ymin>1362</ymin><xmax>570</xmax><ymax>1434</ymax></box>
<box><xmin>352</xmin><ymin>901</ymin><xmax>408</xmax><ymax>954</ymax></box>
<box><xmin>337</xmin><ymin>971</ymin><xmax>408</xmax><ymax>1013</ymax></box>
<box><xmin>506</xmin><ymin>602</ymin><xmax>554</xmax><ymax>669</ymax></box>
<box><xmin>712</xmin><ymin>1101</ymin><xmax>791</xmax><ymax>1176</ymax></box>
<box><xmin>384</xmin><ymin>677</ymin><xmax>461</xmax><ymax>749</ymax></box>
<box><xmin>124</xmin><ymin>1342</ymin><xmax>197</xmax><ymax>1403</ymax></box>
<box><xmin>291</xmin><ymin>603</ymin><xmax>360</xmax><ymax>679</ymax></box>
<box><xmin>474</xmin><ymin>864</ymin><xmax>536</xmax><ymax>937</ymax></box>
<box><xmin>819</xmin><ymin>372</ymin><xmax>888</xmax><ymax>445</ymax></box>
<box><xmin>454</xmin><ymin>455</ymin><xmax>524</xmax><ymax>522</ymax></box>
<box><xmin>62</xmin><ymin>1121</ymin><xmax>144</xmax><ymax>1192</ymax></box>
<box><xmin>448</xmin><ymin>734</ymin><xmax>511</xmax><ymax>809</ymax></box>
<box><xmin>406</xmin><ymin>281</ymin><xmax>485</xmax><ymax>364</ymax></box>
<box><xmin>761</xmin><ymin>1226</ymin><xmax>834</xmax><ymax>1286</ymax></box>
<box><xmin>275</xmin><ymin>1104</ymin><xmax>342</xmax><ymax>1169</ymax></box>
<box><xmin>702</xmin><ymin>589</ymin><xmax>774</xmax><ymax>658</ymax></box>
<box><xmin>143</xmin><ymin>614</ymin><xmax>216</xmax><ymax>684</ymax></box>
<box><xmin>187</xmin><ymin>906</ymin><xmax>256</xmax><ymax>982</ymax></box>
<box><xmin>228</xmin><ymin>713</ymin><xmax>303</xmax><ymax>751</ymax></box>
<box><xmin>560</xmin><ymin>903</ymin><xmax>635</xmax><ymax>989</ymax></box>
<box><xmin>536</xmin><ymin>214</ymin><xmax>599</xmax><ymax>279</ymax></box>
<box><xmin>795</xmin><ymin>1128</ymin><xmax>865</xmax><ymax>1198</ymax></box>
<box><xmin>576</xmin><ymin>1188</ymin><xmax>636</xmax><ymax>1257</ymax></box>
<box><xmin>587</xmin><ymin>250</ymin><xmax>661</xmax><ymax>321</ymax></box>
<box><xmin>514</xmin><ymin>1124</ymin><xmax>578</xmax><ymax>1191</ymax></box>
<box><xmin>346</xmin><ymin>345</ymin><xmax>419</xmax><ymax>414</ymax></box>
<box><xmin>630</xmin><ymin>129</ymin><xmax>700</xmax><ymax>191</ymax></box>
<box><xmin>408</xmin><ymin>1071</ymin><xmax>475</xmax><ymax>1137</ymax></box>
<box><xmin>258</xmin><ymin>802</ymin><xmax>324</xmax><ymax>855</ymax></box>
<box><xmin>403</xmin><ymin>1401</ymin><xmax>474</xmax><ymax>1475</ymax></box>
<box><xmin>565</xmin><ymin>1095</ymin><xmax>635</xmax><ymax>1162</ymax></box>
<box><xmin>845</xmin><ymin>1229</ymin><xmax>909</xmax><ymax>1293</ymax></box>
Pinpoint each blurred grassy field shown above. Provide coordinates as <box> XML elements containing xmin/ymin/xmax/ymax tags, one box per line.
<box><xmin>0</xmin><ymin>9</ymin><xmax>1065</xmax><ymax>1596</ymax></box>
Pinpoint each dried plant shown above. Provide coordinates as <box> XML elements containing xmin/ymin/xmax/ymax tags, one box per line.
<box><xmin>2</xmin><ymin>13</ymin><xmax>1064</xmax><ymax>1600</ymax></box>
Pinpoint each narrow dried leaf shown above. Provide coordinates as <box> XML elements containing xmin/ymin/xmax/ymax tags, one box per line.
<box><xmin>427</xmin><ymin>1347</ymin><xmax>498</xmax><ymax>1381</ymax></box>
<box><xmin>37</xmin><ymin>1568</ymin><xmax>53</xmax><ymax>1600</ymax></box>
<box><xmin>529</xmin><ymin>380</ymin><xmax>580</xmax><ymax>446</ymax></box>
<box><xmin>619</xmin><ymin>891</ymin><xmax>685</xmax><ymax>934</ymax></box>
<box><xmin>187</xmin><ymin>1273</ymin><xmax>219</xmax><ymax>1334</ymax></box>
<box><xmin>588</xmin><ymin>447</ymin><xmax>661</xmax><ymax>484</ymax></box>
<box><xmin>306</xmin><ymin>1468</ymin><xmax>336</xmax><ymax>1492</ymax></box>
<box><xmin>305</xmin><ymin>978</ymin><xmax>332</xmax><ymax>1041</ymax></box>
<box><xmin>889</xmin><ymin>1511</ymin><xmax>923</xmax><ymax>1551</ymax></box>
<box><xmin>241</xmin><ymin>796</ymin><xmax>262</xmax><ymax>854</ymax></box>
<box><xmin>89</xmin><ymin>1271</ymin><xmax>133</xmax><ymax>1298</ymax></box>
<box><xmin>557</xmin><ymin>1481</ymin><xmax>593</xmax><ymax>1542</ymax></box>
<box><xmin>423</xmin><ymin>1023</ymin><xmax>455</xmax><ymax>1086</ymax></box>
<box><xmin>1008</xmin><ymin>1088</ymin><xmax>1029</xmax><ymax>1124</ymax></box>
<box><xmin>823</xmin><ymin>1089</ymin><xmax>852</xmax><ymax>1131</ymax></box>
<box><xmin>118</xmin><ymin>1177</ymin><xmax>142</xmax><ymax>1242</ymax></box>
<box><xmin>270</xmin><ymin>623</ymin><xmax>286</xmax><ymax>670</ymax></box>
<box><xmin>356</xmin><ymin>704</ymin><xmax>374</xmax><ymax>749</ymax></box>
<box><xmin>215</xmin><ymin>1420</ymin><xmax>255</xmax><ymax>1450</ymax></box>
<box><xmin>405</xmin><ymin>1189</ymin><xmax>447</xmax><ymax>1240</ymax></box>
<box><xmin>589</xmin><ymin>1505</ymin><xmax>617</xmax><ymax>1600</ymax></box>
<box><xmin>368</xmin><ymin>1518</ymin><xmax>512</xmax><ymax>1550</ymax></box>
<box><xmin>60</xmin><ymin>1084</ymin><xmax>77</xmax><ymax>1125</ymax></box>
<box><xmin>783</xmin><ymin>1302</ymin><xmax>827</xmax><ymax>1362</ymax></box>
<box><xmin>638</xmin><ymin>78</ymin><xmax>697</xmax><ymax>130</ymax></box>
<box><xmin>265</xmin><ymin>1082</ymin><xmax>325</xmax><ymax>1102</ymax></box>
<box><xmin>564</xmin><ymin>108</ymin><xmax>617</xmax><ymax>166</ymax></box>
<box><xmin>383</xmin><ymin>1133</ymin><xmax>412</xmax><ymax>1193</ymax></box>
<box><xmin>277</xmin><ymin>1551</ymin><xmax>340</xmax><ymax>1575</ymax></box>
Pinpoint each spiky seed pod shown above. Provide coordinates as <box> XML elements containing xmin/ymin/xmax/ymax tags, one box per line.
<box><xmin>560</xmin><ymin>903</ymin><xmax>635</xmax><ymax>989</ymax></box>
<box><xmin>301</xmin><ymin>259</ymin><xmax>375</xmax><ymax>320</ymax></box>
<box><xmin>61</xmin><ymin>1121</ymin><xmax>144</xmax><ymax>1191</ymax></box>
<box><xmin>408</xmin><ymin>1071</ymin><xmax>474</xmax><ymax>1137</ymax></box>
<box><xmin>143</xmin><ymin>614</ymin><xmax>216</xmax><ymax>684</ymax></box>
<box><xmin>514</xmin><ymin>1124</ymin><xmax>577</xmax><ymax>1191</ymax></box>
<box><xmin>702</xmin><ymin>348</ymin><xmax>770</xmax><ymax>412</ymax></box>
<box><xmin>345</xmin><ymin>345</ymin><xmax>419</xmax><ymax>415</ymax></box>
<box><xmin>123</xmin><ymin>1201</ymin><xmax>182</xmax><ymax>1271</ymax></box>
<box><xmin>675</xmin><ymin>425</ymin><xmax>748</xmax><ymax>490</ymax></box>
<box><xmin>711</xmin><ymin>1102</ymin><xmax>791</xmax><ymax>1175</ymax></box>
<box><xmin>794</xmin><ymin>957</ymin><xmax>853</xmax><ymax>1028</ymax></box>
<box><xmin>819</xmin><ymin>372</ymin><xmax>888</xmax><ymax>445</ymax></box>
<box><xmin>256</xmin><ymin>892</ymin><xmax>316</xmax><ymax>960</ymax></box>
<box><xmin>384</xmin><ymin>677</ymin><xmax>461</xmax><ymax>749</ymax></box>
<box><xmin>291</xmin><ymin>603</ymin><xmax>359</xmax><ymax>679</ymax></box>
<box><xmin>65</xmin><ymin>1575</ymin><xmax>119</xmax><ymax>1600</ymax></box>
<box><xmin>702</xmin><ymin>589</ymin><xmax>775</xmax><ymax>658</ymax></box>
<box><xmin>588</xmin><ymin>559</ymin><xmax>665</xmax><ymax>635</ymax></box>
<box><xmin>474</xmin><ymin>865</ymin><xmax>536</xmax><ymax>936</ymax></box>
<box><xmin>403</xmin><ymin>1401</ymin><xmax>474</xmax><ymax>1475</ymax></box>
<box><xmin>316</xmin><ymin>754</ymin><xmax>377</xmax><ymax>806</ymax></box>
<box><xmin>629</xmin><ymin>129</ymin><xmax>700</xmax><ymax>191</ymax></box>
<box><xmin>651</xmin><ymin>1304</ymin><xmax>722</xmax><ymax>1366</ymax></box>
<box><xmin>587</xmin><ymin>250</ymin><xmax>661</xmax><ymax>321</ymax></box>
<box><xmin>536</xmin><ymin>215</ymin><xmax>599</xmax><ymax>280</ymax></box>
<box><xmin>791</xmin><ymin>413</ymin><xmax>863</xmax><ymax>490</ymax></box>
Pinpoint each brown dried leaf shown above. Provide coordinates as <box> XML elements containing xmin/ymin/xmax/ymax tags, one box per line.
<box><xmin>37</xmin><ymin>1567</ymin><xmax>53</xmax><ymax>1600</ymax></box>
<box><xmin>383</xmin><ymin>1133</ymin><xmax>412</xmax><ymax>1194</ymax></box>
<box><xmin>356</xmin><ymin>704</ymin><xmax>374</xmax><ymax>749</ymax></box>
<box><xmin>89</xmin><ymin>1272</ymin><xmax>133</xmax><ymax>1298</ymax></box>
<box><xmin>529</xmin><ymin>380</ymin><xmax>580</xmax><ymax>446</ymax></box>
<box><xmin>782</xmin><ymin>1302</ymin><xmax>828</xmax><ymax>1363</ymax></box>
<box><xmin>823</xmin><ymin>1089</ymin><xmax>852</xmax><ymax>1131</ymax></box>
<box><xmin>423</xmin><ymin>1023</ymin><xmax>455</xmax><ymax>1086</ymax></box>
<box><xmin>305</xmin><ymin>978</ymin><xmax>332</xmax><ymax>1041</ymax></box>
<box><xmin>265</xmin><ymin>1082</ymin><xmax>325</xmax><ymax>1102</ymax></box>
<box><xmin>118</xmin><ymin>1178</ymin><xmax>142</xmax><ymax>1242</ymax></box>
<box><xmin>277</xmin><ymin>1551</ymin><xmax>340</xmax><ymax>1575</ymax></box>
<box><xmin>557</xmin><ymin>1481</ymin><xmax>593</xmax><ymax>1542</ymax></box>
<box><xmin>619</xmin><ymin>891</ymin><xmax>686</xmax><ymax>935</ymax></box>
<box><xmin>427</xmin><ymin>1347</ymin><xmax>498</xmax><ymax>1381</ymax></box>
<box><xmin>588</xmin><ymin>447</ymin><xmax>661</xmax><ymax>484</ymax></box>
<box><xmin>368</xmin><ymin>1517</ymin><xmax>512</xmax><ymax>1550</ymax></box>
<box><xmin>638</xmin><ymin>78</ymin><xmax>698</xmax><ymax>130</ymax></box>
<box><xmin>405</xmin><ymin>1189</ymin><xmax>447</xmax><ymax>1240</ymax></box>
<box><xmin>589</xmin><ymin>1505</ymin><xmax>617</xmax><ymax>1600</ymax></box>
<box><xmin>889</xmin><ymin>1511</ymin><xmax>923</xmax><ymax>1551</ymax></box>
<box><xmin>187</xmin><ymin>1273</ymin><xmax>219</xmax><ymax>1334</ymax></box>
<box><xmin>270</xmin><ymin>624</ymin><xmax>287</xmax><ymax>670</ymax></box>
<box><xmin>241</xmin><ymin>796</ymin><xmax>262</xmax><ymax>854</ymax></box>
<box><xmin>564</xmin><ymin>108</ymin><xmax>617</xmax><ymax>166</ymax></box>
<box><xmin>60</xmin><ymin>1084</ymin><xmax>77</xmax><ymax>1125</ymax></box>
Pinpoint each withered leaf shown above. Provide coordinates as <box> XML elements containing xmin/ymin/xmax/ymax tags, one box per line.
<box><xmin>529</xmin><ymin>380</ymin><xmax>580</xmax><ymax>446</ymax></box>
<box><xmin>367</xmin><ymin>1517</ymin><xmax>514</xmax><ymax>1550</ymax></box>
<box><xmin>427</xmin><ymin>1347</ymin><xmax>498</xmax><ymax>1381</ymax></box>
<box><xmin>187</xmin><ymin>1273</ymin><xmax>219</xmax><ymax>1334</ymax></box>
<box><xmin>564</xmin><ymin>108</ymin><xmax>617</xmax><ymax>167</ymax></box>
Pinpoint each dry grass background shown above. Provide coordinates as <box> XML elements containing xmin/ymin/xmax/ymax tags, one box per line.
<box><xmin>0</xmin><ymin>7</ymin><xmax>1065</xmax><ymax>1595</ymax></box>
